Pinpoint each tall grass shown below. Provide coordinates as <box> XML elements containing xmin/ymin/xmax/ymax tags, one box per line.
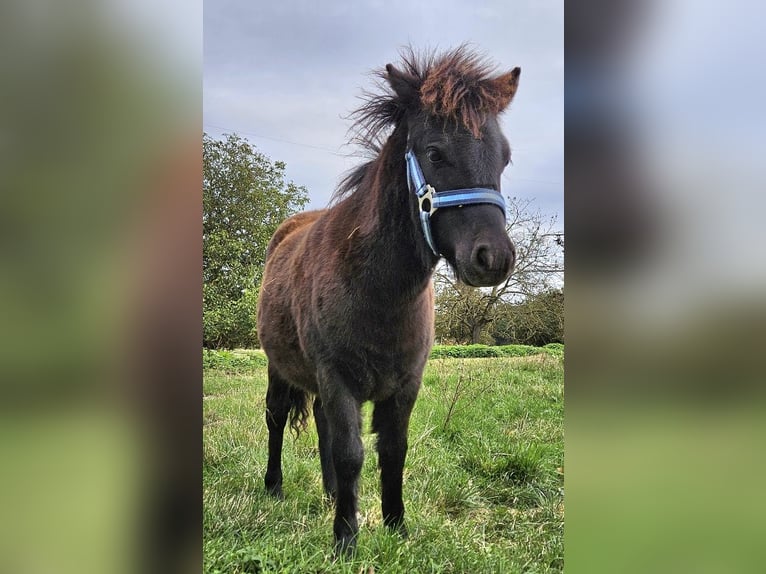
<box><xmin>204</xmin><ymin>350</ymin><xmax>563</xmax><ymax>573</ymax></box>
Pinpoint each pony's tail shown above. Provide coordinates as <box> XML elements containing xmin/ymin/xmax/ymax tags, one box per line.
<box><xmin>287</xmin><ymin>386</ymin><xmax>312</xmax><ymax>437</ymax></box>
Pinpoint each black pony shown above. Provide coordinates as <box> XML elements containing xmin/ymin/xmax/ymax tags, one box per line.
<box><xmin>256</xmin><ymin>46</ymin><xmax>520</xmax><ymax>554</ymax></box>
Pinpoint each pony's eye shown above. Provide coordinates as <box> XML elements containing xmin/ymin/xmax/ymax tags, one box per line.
<box><xmin>426</xmin><ymin>148</ymin><xmax>443</xmax><ymax>163</ymax></box>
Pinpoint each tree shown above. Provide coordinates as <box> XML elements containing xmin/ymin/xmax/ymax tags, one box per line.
<box><xmin>491</xmin><ymin>289</ymin><xmax>564</xmax><ymax>346</ymax></box>
<box><xmin>203</xmin><ymin>133</ymin><xmax>308</xmax><ymax>348</ymax></box>
<box><xmin>434</xmin><ymin>197</ymin><xmax>564</xmax><ymax>344</ymax></box>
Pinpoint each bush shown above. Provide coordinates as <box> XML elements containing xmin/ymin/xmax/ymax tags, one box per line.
<box><xmin>203</xmin><ymin>349</ymin><xmax>267</xmax><ymax>372</ymax></box>
<box><xmin>431</xmin><ymin>345</ymin><xmax>496</xmax><ymax>359</ymax></box>
<box><xmin>498</xmin><ymin>344</ymin><xmax>543</xmax><ymax>357</ymax></box>
<box><xmin>429</xmin><ymin>344</ymin><xmax>559</xmax><ymax>359</ymax></box>
<box><xmin>203</xmin><ymin>345</ymin><xmax>563</xmax><ymax>370</ymax></box>
<box><xmin>203</xmin><ymin>288</ymin><xmax>260</xmax><ymax>349</ymax></box>
<box><xmin>542</xmin><ymin>342</ymin><xmax>564</xmax><ymax>353</ymax></box>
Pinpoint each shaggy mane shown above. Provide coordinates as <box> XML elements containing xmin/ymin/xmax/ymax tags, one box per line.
<box><xmin>335</xmin><ymin>45</ymin><xmax>514</xmax><ymax>201</ymax></box>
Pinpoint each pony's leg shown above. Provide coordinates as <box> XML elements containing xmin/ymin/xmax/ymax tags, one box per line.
<box><xmin>320</xmin><ymin>379</ymin><xmax>363</xmax><ymax>555</ymax></box>
<box><xmin>264</xmin><ymin>365</ymin><xmax>291</xmax><ymax>499</ymax></box>
<box><xmin>313</xmin><ymin>398</ymin><xmax>337</xmax><ymax>499</ymax></box>
<box><xmin>372</xmin><ymin>382</ymin><xmax>419</xmax><ymax>534</ymax></box>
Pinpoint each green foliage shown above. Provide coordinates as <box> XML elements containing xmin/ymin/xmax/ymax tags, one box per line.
<box><xmin>433</xmin><ymin>276</ymin><xmax>564</xmax><ymax>349</ymax></box>
<box><xmin>431</xmin><ymin>344</ymin><xmax>501</xmax><ymax>359</ymax></box>
<box><xmin>203</xmin><ymin>349</ymin><xmax>267</xmax><ymax>372</ymax></box>
<box><xmin>203</xmin><ymin>132</ymin><xmax>309</xmax><ymax>349</ymax></box>
<box><xmin>492</xmin><ymin>289</ymin><xmax>564</xmax><ymax>347</ymax></box>
<box><xmin>497</xmin><ymin>344</ymin><xmax>547</xmax><ymax>357</ymax></box>
<box><xmin>543</xmin><ymin>342</ymin><xmax>564</xmax><ymax>352</ymax></box>
<box><xmin>203</xmin><ymin>287</ymin><xmax>260</xmax><ymax>351</ymax></box>
<box><xmin>430</xmin><ymin>343</ymin><xmax>559</xmax><ymax>359</ymax></box>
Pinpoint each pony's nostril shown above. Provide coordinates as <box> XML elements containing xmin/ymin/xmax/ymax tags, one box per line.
<box><xmin>474</xmin><ymin>245</ymin><xmax>492</xmax><ymax>271</ymax></box>
<box><xmin>472</xmin><ymin>243</ymin><xmax>515</xmax><ymax>278</ymax></box>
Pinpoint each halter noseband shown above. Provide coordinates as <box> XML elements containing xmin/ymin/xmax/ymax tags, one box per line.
<box><xmin>405</xmin><ymin>150</ymin><xmax>507</xmax><ymax>256</ymax></box>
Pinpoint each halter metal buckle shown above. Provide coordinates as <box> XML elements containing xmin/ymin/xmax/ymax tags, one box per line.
<box><xmin>418</xmin><ymin>185</ymin><xmax>437</xmax><ymax>216</ymax></box>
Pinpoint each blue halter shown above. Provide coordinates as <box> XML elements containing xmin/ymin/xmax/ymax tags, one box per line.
<box><xmin>405</xmin><ymin>150</ymin><xmax>507</xmax><ymax>256</ymax></box>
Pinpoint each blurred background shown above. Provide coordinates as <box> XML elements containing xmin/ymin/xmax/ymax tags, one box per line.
<box><xmin>566</xmin><ymin>0</ymin><xmax>766</xmax><ymax>572</ymax></box>
<box><xmin>0</xmin><ymin>0</ymin><xmax>201</xmax><ymax>572</ymax></box>
<box><xmin>1</xmin><ymin>0</ymin><xmax>765</xmax><ymax>572</ymax></box>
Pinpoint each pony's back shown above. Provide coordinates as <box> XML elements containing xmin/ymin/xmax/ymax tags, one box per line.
<box><xmin>265</xmin><ymin>210</ymin><xmax>324</xmax><ymax>260</ymax></box>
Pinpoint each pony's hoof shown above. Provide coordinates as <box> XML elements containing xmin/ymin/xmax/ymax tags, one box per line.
<box><xmin>386</xmin><ymin>520</ymin><xmax>408</xmax><ymax>539</ymax></box>
<box><xmin>265</xmin><ymin>484</ymin><xmax>284</xmax><ymax>500</ymax></box>
<box><xmin>333</xmin><ymin>533</ymin><xmax>358</xmax><ymax>558</ymax></box>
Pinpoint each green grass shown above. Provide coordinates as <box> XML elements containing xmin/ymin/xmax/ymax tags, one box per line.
<box><xmin>204</xmin><ymin>350</ymin><xmax>563</xmax><ymax>573</ymax></box>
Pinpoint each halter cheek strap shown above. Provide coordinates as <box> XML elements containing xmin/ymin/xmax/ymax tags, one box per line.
<box><xmin>405</xmin><ymin>150</ymin><xmax>507</xmax><ymax>256</ymax></box>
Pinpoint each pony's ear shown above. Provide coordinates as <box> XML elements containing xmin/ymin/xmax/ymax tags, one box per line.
<box><xmin>487</xmin><ymin>66</ymin><xmax>521</xmax><ymax>111</ymax></box>
<box><xmin>385</xmin><ymin>63</ymin><xmax>419</xmax><ymax>105</ymax></box>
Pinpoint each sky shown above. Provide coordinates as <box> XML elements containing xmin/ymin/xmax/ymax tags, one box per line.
<box><xmin>204</xmin><ymin>0</ymin><xmax>563</xmax><ymax>225</ymax></box>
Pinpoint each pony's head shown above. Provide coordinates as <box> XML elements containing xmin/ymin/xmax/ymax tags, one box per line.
<box><xmin>385</xmin><ymin>47</ymin><xmax>519</xmax><ymax>287</ymax></box>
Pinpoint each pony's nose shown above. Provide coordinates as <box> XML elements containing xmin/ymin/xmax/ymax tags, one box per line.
<box><xmin>472</xmin><ymin>242</ymin><xmax>515</xmax><ymax>279</ymax></box>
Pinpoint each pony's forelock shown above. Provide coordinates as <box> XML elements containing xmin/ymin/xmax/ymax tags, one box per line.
<box><xmin>336</xmin><ymin>45</ymin><xmax>515</xmax><ymax>202</ymax></box>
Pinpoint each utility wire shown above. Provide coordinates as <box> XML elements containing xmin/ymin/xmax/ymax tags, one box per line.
<box><xmin>502</xmin><ymin>172</ymin><xmax>562</xmax><ymax>187</ymax></box>
<box><xmin>204</xmin><ymin>123</ymin><xmax>348</xmax><ymax>157</ymax></box>
<box><xmin>205</xmin><ymin>123</ymin><xmax>563</xmax><ymax>186</ymax></box>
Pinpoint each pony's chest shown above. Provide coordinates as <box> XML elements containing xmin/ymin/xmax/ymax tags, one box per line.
<box><xmin>336</xmin><ymin>334</ymin><xmax>429</xmax><ymax>401</ymax></box>
<box><xmin>305</xmin><ymin>286</ymin><xmax>433</xmax><ymax>399</ymax></box>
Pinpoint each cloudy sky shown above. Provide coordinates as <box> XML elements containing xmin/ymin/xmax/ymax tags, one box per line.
<box><xmin>204</xmin><ymin>0</ymin><xmax>563</xmax><ymax>224</ymax></box>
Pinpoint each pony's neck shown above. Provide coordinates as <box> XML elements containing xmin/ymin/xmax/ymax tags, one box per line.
<box><xmin>350</xmin><ymin>124</ymin><xmax>438</xmax><ymax>297</ymax></box>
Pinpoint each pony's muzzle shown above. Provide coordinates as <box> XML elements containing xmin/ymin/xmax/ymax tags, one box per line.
<box><xmin>469</xmin><ymin>241</ymin><xmax>515</xmax><ymax>285</ymax></box>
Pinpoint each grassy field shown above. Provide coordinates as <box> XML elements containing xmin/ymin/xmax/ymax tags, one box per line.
<box><xmin>203</xmin><ymin>349</ymin><xmax>563</xmax><ymax>573</ymax></box>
